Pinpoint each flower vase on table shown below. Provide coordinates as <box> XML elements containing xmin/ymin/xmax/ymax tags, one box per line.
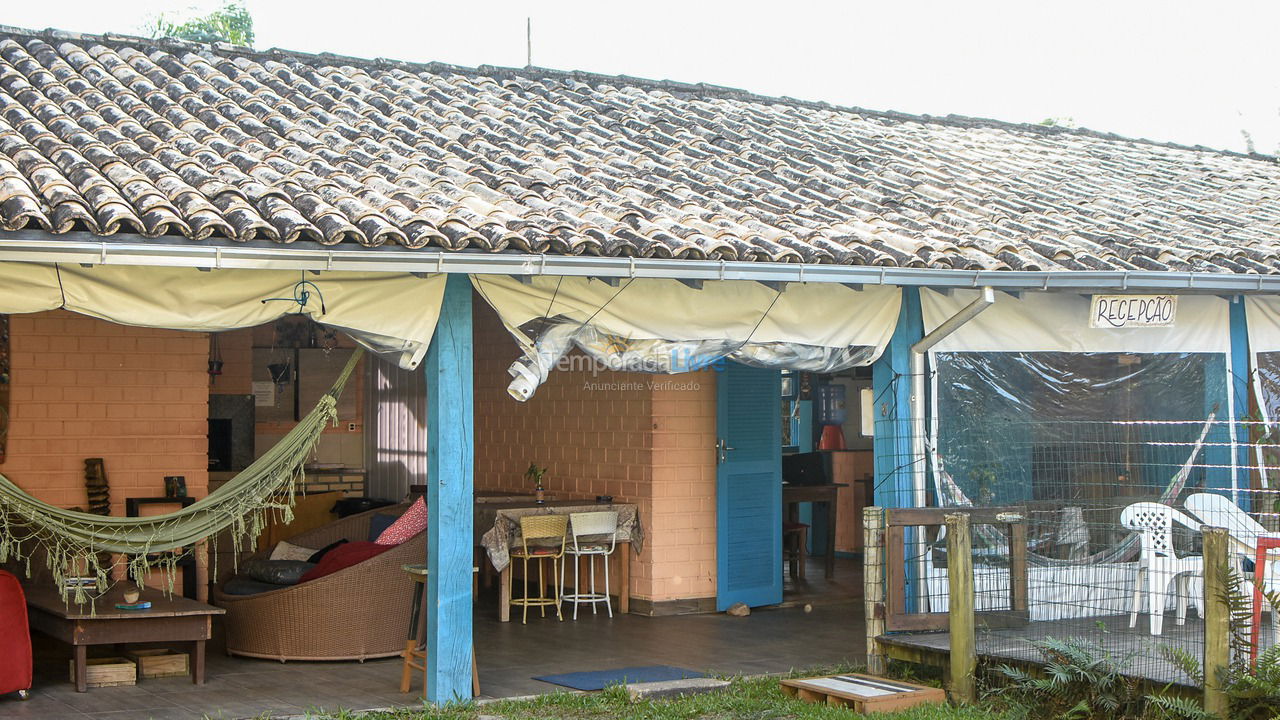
<box><xmin>525</xmin><ymin>463</ymin><xmax>548</xmax><ymax>504</ymax></box>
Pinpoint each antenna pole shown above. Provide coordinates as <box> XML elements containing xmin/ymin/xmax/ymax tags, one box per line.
<box><xmin>526</xmin><ymin>17</ymin><xmax>532</xmax><ymax>67</ymax></box>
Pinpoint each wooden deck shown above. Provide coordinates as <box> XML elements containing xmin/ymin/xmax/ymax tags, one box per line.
<box><xmin>878</xmin><ymin>613</ymin><xmax>1278</xmax><ymax>687</ymax></box>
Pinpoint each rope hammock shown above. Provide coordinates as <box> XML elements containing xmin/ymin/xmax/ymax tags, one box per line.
<box><xmin>934</xmin><ymin>412</ymin><xmax>1215</xmax><ymax>567</ymax></box>
<box><xmin>0</xmin><ymin>349</ymin><xmax>364</xmax><ymax>602</ymax></box>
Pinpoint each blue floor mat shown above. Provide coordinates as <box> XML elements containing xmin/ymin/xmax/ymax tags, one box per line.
<box><xmin>533</xmin><ymin>665</ymin><xmax>706</xmax><ymax>691</ymax></box>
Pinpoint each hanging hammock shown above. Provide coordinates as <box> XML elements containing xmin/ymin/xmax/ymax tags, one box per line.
<box><xmin>933</xmin><ymin>411</ymin><xmax>1215</xmax><ymax>567</ymax></box>
<box><xmin>0</xmin><ymin>349</ymin><xmax>364</xmax><ymax>601</ymax></box>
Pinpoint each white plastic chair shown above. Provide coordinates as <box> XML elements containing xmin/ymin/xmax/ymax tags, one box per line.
<box><xmin>560</xmin><ymin>511</ymin><xmax>619</xmax><ymax>620</ymax></box>
<box><xmin>1185</xmin><ymin>492</ymin><xmax>1280</xmax><ymax>645</ymax></box>
<box><xmin>1121</xmin><ymin>502</ymin><xmax>1203</xmax><ymax>636</ymax></box>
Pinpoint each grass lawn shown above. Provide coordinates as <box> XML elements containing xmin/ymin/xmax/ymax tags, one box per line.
<box><xmin>287</xmin><ymin>668</ymin><xmax>1007</xmax><ymax>720</ymax></box>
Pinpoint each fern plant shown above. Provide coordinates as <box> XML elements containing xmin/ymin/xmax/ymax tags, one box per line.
<box><xmin>1144</xmin><ymin>564</ymin><xmax>1280</xmax><ymax>719</ymax></box>
<box><xmin>990</xmin><ymin>637</ymin><xmax>1146</xmax><ymax>719</ymax></box>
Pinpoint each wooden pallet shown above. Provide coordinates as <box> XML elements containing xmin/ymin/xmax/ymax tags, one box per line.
<box><xmin>70</xmin><ymin>657</ymin><xmax>136</xmax><ymax>688</ymax></box>
<box><xmin>125</xmin><ymin>649</ymin><xmax>190</xmax><ymax>679</ymax></box>
<box><xmin>780</xmin><ymin>673</ymin><xmax>945</xmax><ymax>713</ymax></box>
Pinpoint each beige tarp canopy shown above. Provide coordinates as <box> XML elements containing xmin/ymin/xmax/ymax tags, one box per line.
<box><xmin>0</xmin><ymin>263</ymin><xmax>446</xmax><ymax>368</ymax></box>
<box><xmin>473</xmin><ymin>275</ymin><xmax>902</xmax><ymax>400</ymax></box>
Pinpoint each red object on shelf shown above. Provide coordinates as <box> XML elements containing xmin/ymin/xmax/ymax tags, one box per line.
<box><xmin>818</xmin><ymin>424</ymin><xmax>846</xmax><ymax>451</ymax></box>
<box><xmin>0</xmin><ymin>570</ymin><xmax>32</xmax><ymax>698</ymax></box>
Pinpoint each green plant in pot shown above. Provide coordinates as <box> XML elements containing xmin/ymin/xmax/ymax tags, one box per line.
<box><xmin>525</xmin><ymin>463</ymin><xmax>547</xmax><ymax>504</ymax></box>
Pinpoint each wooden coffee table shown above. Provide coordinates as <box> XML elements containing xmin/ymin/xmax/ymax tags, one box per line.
<box><xmin>24</xmin><ymin>584</ymin><xmax>224</xmax><ymax>692</ymax></box>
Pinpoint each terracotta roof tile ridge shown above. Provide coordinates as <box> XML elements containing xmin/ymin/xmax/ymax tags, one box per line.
<box><xmin>2</xmin><ymin>22</ymin><xmax>1275</xmax><ymax>165</ymax></box>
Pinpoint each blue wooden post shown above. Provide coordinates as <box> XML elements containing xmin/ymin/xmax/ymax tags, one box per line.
<box><xmin>871</xmin><ymin>287</ymin><xmax>924</xmax><ymax>611</ymax></box>
<box><xmin>796</xmin><ymin>398</ymin><xmax>814</xmax><ymax>552</ymax></box>
<box><xmin>1203</xmin><ymin>298</ymin><xmax>1250</xmax><ymax>501</ymax></box>
<box><xmin>425</xmin><ymin>274</ymin><xmax>474</xmax><ymax>703</ymax></box>
<box><xmin>1229</xmin><ymin>297</ymin><xmax>1251</xmax><ymax>507</ymax></box>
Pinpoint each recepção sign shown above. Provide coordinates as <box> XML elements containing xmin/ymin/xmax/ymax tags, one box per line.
<box><xmin>1089</xmin><ymin>295</ymin><xmax>1177</xmax><ymax>328</ymax></box>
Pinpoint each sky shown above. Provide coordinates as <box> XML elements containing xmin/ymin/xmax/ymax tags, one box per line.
<box><xmin>3</xmin><ymin>1</ymin><xmax>1279</xmax><ymax>155</ymax></box>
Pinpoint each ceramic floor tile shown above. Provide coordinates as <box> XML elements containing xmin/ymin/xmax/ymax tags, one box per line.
<box><xmin>25</xmin><ymin>558</ymin><xmax>864</xmax><ymax>718</ymax></box>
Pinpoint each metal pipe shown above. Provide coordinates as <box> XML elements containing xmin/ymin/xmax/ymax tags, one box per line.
<box><xmin>2</xmin><ymin>229</ymin><xmax>1280</xmax><ymax>293</ymax></box>
<box><xmin>908</xmin><ymin>286</ymin><xmax>995</xmax><ymax>609</ymax></box>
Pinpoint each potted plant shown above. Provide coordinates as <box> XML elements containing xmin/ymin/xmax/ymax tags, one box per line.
<box><xmin>525</xmin><ymin>463</ymin><xmax>547</xmax><ymax>504</ymax></box>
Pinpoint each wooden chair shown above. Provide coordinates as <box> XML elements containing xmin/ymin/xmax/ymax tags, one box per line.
<box><xmin>509</xmin><ymin>514</ymin><xmax>567</xmax><ymax>623</ymax></box>
<box><xmin>400</xmin><ymin>564</ymin><xmax>480</xmax><ymax>697</ymax></box>
<box><xmin>783</xmin><ymin>521</ymin><xmax>809</xmax><ymax>579</ymax></box>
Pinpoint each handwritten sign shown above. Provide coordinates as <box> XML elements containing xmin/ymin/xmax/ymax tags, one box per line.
<box><xmin>1090</xmin><ymin>295</ymin><xmax>1177</xmax><ymax>329</ymax></box>
<box><xmin>251</xmin><ymin>381</ymin><xmax>276</xmax><ymax>407</ymax></box>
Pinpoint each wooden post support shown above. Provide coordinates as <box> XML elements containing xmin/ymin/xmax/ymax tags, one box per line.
<box><xmin>946</xmin><ymin>512</ymin><xmax>976</xmax><ymax>704</ymax></box>
<box><xmin>1202</xmin><ymin>526</ymin><xmax>1230</xmax><ymax>718</ymax></box>
<box><xmin>864</xmin><ymin>506</ymin><xmax>887</xmax><ymax>676</ymax></box>
<box><xmin>425</xmin><ymin>274</ymin><xmax>475</xmax><ymax>704</ymax></box>
<box><xmin>194</xmin><ymin>540</ymin><xmax>209</xmax><ymax>604</ymax></box>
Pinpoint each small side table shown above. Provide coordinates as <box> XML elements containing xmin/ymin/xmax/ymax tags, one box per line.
<box><xmin>399</xmin><ymin>564</ymin><xmax>480</xmax><ymax>698</ymax></box>
<box><xmin>1250</xmin><ymin>536</ymin><xmax>1280</xmax><ymax>664</ymax></box>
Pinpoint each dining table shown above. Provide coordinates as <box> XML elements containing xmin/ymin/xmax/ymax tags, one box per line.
<box><xmin>783</xmin><ymin>482</ymin><xmax>847</xmax><ymax>580</ymax></box>
<box><xmin>478</xmin><ymin>499</ymin><xmax>643</xmax><ymax>622</ymax></box>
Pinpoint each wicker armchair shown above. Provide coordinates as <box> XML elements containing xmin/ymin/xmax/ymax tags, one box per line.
<box><xmin>215</xmin><ymin>502</ymin><xmax>425</xmax><ymax>661</ymax></box>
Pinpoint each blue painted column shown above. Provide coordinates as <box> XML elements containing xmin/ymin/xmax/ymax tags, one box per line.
<box><xmin>425</xmin><ymin>273</ymin><xmax>474</xmax><ymax>703</ymax></box>
<box><xmin>871</xmin><ymin>287</ymin><xmax>924</xmax><ymax>611</ymax></box>
<box><xmin>1229</xmin><ymin>296</ymin><xmax>1251</xmax><ymax>506</ymax></box>
<box><xmin>1203</xmin><ymin>297</ymin><xmax>1250</xmax><ymax>502</ymax></box>
<box><xmin>796</xmin><ymin>398</ymin><xmax>815</xmax><ymax>553</ymax></box>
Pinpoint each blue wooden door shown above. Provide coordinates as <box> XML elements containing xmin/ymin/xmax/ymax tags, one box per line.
<box><xmin>716</xmin><ymin>362</ymin><xmax>783</xmax><ymax>610</ymax></box>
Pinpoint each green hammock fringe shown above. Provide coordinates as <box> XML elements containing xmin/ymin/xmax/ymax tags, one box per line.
<box><xmin>0</xmin><ymin>349</ymin><xmax>365</xmax><ymax>604</ymax></box>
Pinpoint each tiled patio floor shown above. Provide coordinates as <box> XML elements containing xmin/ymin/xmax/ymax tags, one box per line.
<box><xmin>4</xmin><ymin>558</ymin><xmax>865</xmax><ymax>719</ymax></box>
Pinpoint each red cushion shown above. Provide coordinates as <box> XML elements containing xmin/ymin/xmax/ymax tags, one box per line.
<box><xmin>298</xmin><ymin>541</ymin><xmax>394</xmax><ymax>583</ymax></box>
<box><xmin>0</xmin><ymin>570</ymin><xmax>32</xmax><ymax>695</ymax></box>
<box><xmin>374</xmin><ymin>497</ymin><xmax>428</xmax><ymax>546</ymax></box>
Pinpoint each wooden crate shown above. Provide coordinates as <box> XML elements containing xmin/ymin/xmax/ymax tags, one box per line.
<box><xmin>125</xmin><ymin>649</ymin><xmax>189</xmax><ymax>679</ymax></box>
<box><xmin>70</xmin><ymin>657</ymin><xmax>136</xmax><ymax>688</ymax></box>
<box><xmin>780</xmin><ymin>673</ymin><xmax>945</xmax><ymax>713</ymax></box>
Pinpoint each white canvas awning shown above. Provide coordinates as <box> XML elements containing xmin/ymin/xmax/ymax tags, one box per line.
<box><xmin>0</xmin><ymin>263</ymin><xmax>446</xmax><ymax>368</ymax></box>
<box><xmin>1246</xmin><ymin>296</ymin><xmax>1280</xmax><ymax>354</ymax></box>
<box><xmin>922</xmin><ymin>289</ymin><xmax>1230</xmax><ymax>354</ymax></box>
<box><xmin>474</xmin><ymin>275</ymin><xmax>901</xmax><ymax>400</ymax></box>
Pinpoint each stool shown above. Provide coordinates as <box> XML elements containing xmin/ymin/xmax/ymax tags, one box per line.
<box><xmin>560</xmin><ymin>511</ymin><xmax>619</xmax><ymax>620</ymax></box>
<box><xmin>509</xmin><ymin>514</ymin><xmax>568</xmax><ymax>624</ymax></box>
<box><xmin>782</xmin><ymin>522</ymin><xmax>809</xmax><ymax>579</ymax></box>
<box><xmin>400</xmin><ymin>564</ymin><xmax>480</xmax><ymax>697</ymax></box>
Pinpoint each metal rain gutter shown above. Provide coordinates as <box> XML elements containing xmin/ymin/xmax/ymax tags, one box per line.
<box><xmin>2</xmin><ymin>230</ymin><xmax>1280</xmax><ymax>293</ymax></box>
<box><xmin>908</xmin><ymin>286</ymin><xmax>996</xmax><ymax>609</ymax></box>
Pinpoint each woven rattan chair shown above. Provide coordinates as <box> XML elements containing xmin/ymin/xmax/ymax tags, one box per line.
<box><xmin>510</xmin><ymin>514</ymin><xmax>567</xmax><ymax>624</ymax></box>
<box><xmin>214</xmin><ymin>502</ymin><xmax>426</xmax><ymax>661</ymax></box>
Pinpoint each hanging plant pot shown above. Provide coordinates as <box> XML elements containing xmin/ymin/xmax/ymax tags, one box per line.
<box><xmin>268</xmin><ymin>362</ymin><xmax>292</xmax><ymax>386</ymax></box>
<box><xmin>207</xmin><ymin>359</ymin><xmax>224</xmax><ymax>378</ymax></box>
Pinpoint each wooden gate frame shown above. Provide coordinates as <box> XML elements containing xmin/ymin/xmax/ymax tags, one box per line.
<box><xmin>884</xmin><ymin>506</ymin><xmax>1029</xmax><ymax>632</ymax></box>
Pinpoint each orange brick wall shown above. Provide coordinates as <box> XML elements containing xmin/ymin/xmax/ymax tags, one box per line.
<box><xmin>473</xmin><ymin>298</ymin><xmax>719</xmax><ymax>604</ymax></box>
<box><xmin>4</xmin><ymin>310</ymin><xmax>210</xmax><ymax>514</ymax></box>
<box><xmin>648</xmin><ymin>373</ymin><xmax>718</xmax><ymax>601</ymax></box>
<box><xmin>209</xmin><ymin>326</ymin><xmax>254</xmax><ymax>394</ymax></box>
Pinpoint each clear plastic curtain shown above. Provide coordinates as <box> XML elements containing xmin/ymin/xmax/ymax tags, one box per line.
<box><xmin>932</xmin><ymin>351</ymin><xmax>1230</xmax><ymax>510</ymax></box>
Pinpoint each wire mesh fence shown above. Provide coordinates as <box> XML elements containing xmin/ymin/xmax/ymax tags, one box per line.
<box><xmin>872</xmin><ymin>390</ymin><xmax>1280</xmax><ymax>687</ymax></box>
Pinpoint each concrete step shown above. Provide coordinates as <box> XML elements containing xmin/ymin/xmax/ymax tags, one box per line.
<box><xmin>625</xmin><ymin>677</ymin><xmax>731</xmax><ymax>702</ymax></box>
